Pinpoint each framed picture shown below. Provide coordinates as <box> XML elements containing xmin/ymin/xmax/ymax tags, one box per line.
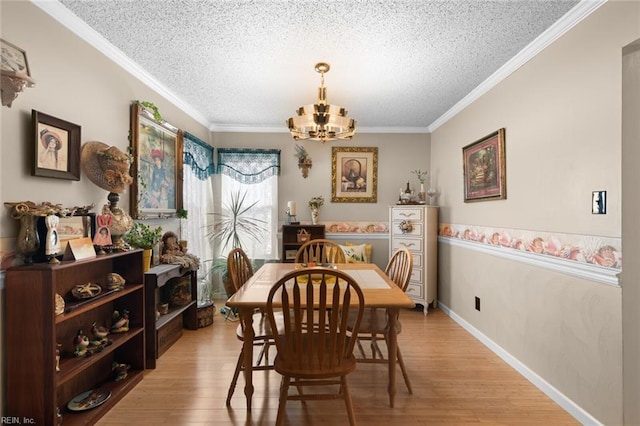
<box><xmin>463</xmin><ymin>128</ymin><xmax>506</xmax><ymax>202</ymax></box>
<box><xmin>1</xmin><ymin>38</ymin><xmax>31</xmax><ymax>77</ymax></box>
<box><xmin>32</xmin><ymin>110</ymin><xmax>81</xmax><ymax>180</ymax></box>
<box><xmin>331</xmin><ymin>146</ymin><xmax>378</xmax><ymax>203</ymax></box>
<box><xmin>129</xmin><ymin>103</ymin><xmax>184</xmax><ymax>218</ymax></box>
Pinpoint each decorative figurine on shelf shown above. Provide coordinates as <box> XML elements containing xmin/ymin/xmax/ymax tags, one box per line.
<box><xmin>160</xmin><ymin>231</ymin><xmax>200</xmax><ymax>271</ymax></box>
<box><xmin>110</xmin><ymin>309</ymin><xmax>130</xmax><ymax>333</ymax></box>
<box><xmin>73</xmin><ymin>330</ymin><xmax>90</xmax><ymax>357</ymax></box>
<box><xmin>45</xmin><ymin>214</ymin><xmax>60</xmax><ymax>263</ymax></box>
<box><xmin>106</xmin><ymin>272</ymin><xmax>126</xmax><ymax>291</ymax></box>
<box><xmin>112</xmin><ymin>361</ymin><xmax>131</xmax><ymax>382</ymax></box>
<box><xmin>55</xmin><ymin>343</ymin><xmax>62</xmax><ymax>372</ymax></box>
<box><xmin>93</xmin><ymin>209</ymin><xmax>113</xmax><ymax>254</ymax></box>
<box><xmin>90</xmin><ymin>321</ymin><xmax>110</xmax><ymax>346</ymax></box>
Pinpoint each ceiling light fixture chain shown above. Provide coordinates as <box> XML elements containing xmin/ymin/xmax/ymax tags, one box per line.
<box><xmin>287</xmin><ymin>62</ymin><xmax>356</xmax><ymax>144</ymax></box>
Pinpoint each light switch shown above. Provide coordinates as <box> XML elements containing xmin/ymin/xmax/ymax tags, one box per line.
<box><xmin>592</xmin><ymin>191</ymin><xmax>606</xmax><ymax>214</ymax></box>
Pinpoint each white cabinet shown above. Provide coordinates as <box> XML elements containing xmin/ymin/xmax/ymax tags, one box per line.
<box><xmin>389</xmin><ymin>205</ymin><xmax>438</xmax><ymax>315</ymax></box>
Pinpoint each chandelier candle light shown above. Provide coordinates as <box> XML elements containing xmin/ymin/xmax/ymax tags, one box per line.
<box><xmin>287</xmin><ymin>62</ymin><xmax>356</xmax><ymax>144</ymax></box>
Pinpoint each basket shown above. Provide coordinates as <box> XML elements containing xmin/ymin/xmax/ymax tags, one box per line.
<box><xmin>296</xmin><ymin>229</ymin><xmax>310</xmax><ymax>242</ymax></box>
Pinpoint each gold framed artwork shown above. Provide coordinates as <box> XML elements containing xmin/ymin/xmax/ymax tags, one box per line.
<box><xmin>331</xmin><ymin>146</ymin><xmax>378</xmax><ymax>203</ymax></box>
<box><xmin>32</xmin><ymin>110</ymin><xmax>81</xmax><ymax>180</ymax></box>
<box><xmin>129</xmin><ymin>103</ymin><xmax>184</xmax><ymax>218</ymax></box>
<box><xmin>463</xmin><ymin>128</ymin><xmax>506</xmax><ymax>202</ymax></box>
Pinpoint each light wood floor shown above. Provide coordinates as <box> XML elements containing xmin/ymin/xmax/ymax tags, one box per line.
<box><xmin>97</xmin><ymin>303</ymin><xmax>578</xmax><ymax>425</ymax></box>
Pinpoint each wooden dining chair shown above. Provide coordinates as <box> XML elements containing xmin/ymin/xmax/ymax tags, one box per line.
<box><xmin>266</xmin><ymin>268</ymin><xmax>365</xmax><ymax>426</ymax></box>
<box><xmin>351</xmin><ymin>247</ymin><xmax>414</xmax><ymax>394</ymax></box>
<box><xmin>295</xmin><ymin>238</ymin><xmax>346</xmax><ymax>263</ymax></box>
<box><xmin>225</xmin><ymin>248</ymin><xmax>283</xmax><ymax>406</ymax></box>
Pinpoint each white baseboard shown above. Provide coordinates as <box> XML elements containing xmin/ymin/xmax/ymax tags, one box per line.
<box><xmin>438</xmin><ymin>302</ymin><xmax>602</xmax><ymax>426</ymax></box>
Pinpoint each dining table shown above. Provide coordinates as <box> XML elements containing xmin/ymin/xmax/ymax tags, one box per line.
<box><xmin>225</xmin><ymin>262</ymin><xmax>415</xmax><ymax>410</ymax></box>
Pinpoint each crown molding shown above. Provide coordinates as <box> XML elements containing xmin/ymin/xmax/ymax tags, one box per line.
<box><xmin>209</xmin><ymin>124</ymin><xmax>431</xmax><ymax>134</ymax></box>
<box><xmin>31</xmin><ymin>0</ymin><xmax>211</xmax><ymax>129</ymax></box>
<box><xmin>428</xmin><ymin>0</ymin><xmax>607</xmax><ymax>132</ymax></box>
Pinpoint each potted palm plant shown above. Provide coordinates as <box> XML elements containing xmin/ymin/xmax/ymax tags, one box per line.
<box><xmin>123</xmin><ymin>222</ymin><xmax>163</xmax><ymax>271</ymax></box>
<box><xmin>205</xmin><ymin>190</ymin><xmax>267</xmax><ymax>297</ymax></box>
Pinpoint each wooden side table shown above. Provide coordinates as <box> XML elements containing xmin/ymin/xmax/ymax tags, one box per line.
<box><xmin>144</xmin><ymin>264</ymin><xmax>198</xmax><ymax>368</ymax></box>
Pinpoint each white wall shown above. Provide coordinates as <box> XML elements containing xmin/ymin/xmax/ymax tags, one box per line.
<box><xmin>432</xmin><ymin>1</ymin><xmax>640</xmax><ymax>423</ymax></box>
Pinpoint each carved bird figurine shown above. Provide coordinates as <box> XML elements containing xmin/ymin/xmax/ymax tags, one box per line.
<box><xmin>73</xmin><ymin>329</ymin><xmax>90</xmax><ymax>357</ymax></box>
<box><xmin>112</xmin><ymin>361</ymin><xmax>131</xmax><ymax>382</ymax></box>
<box><xmin>110</xmin><ymin>309</ymin><xmax>130</xmax><ymax>333</ymax></box>
<box><xmin>91</xmin><ymin>321</ymin><xmax>110</xmax><ymax>344</ymax></box>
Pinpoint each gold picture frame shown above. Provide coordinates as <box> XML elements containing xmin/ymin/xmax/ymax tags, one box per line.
<box><xmin>463</xmin><ymin>128</ymin><xmax>506</xmax><ymax>202</ymax></box>
<box><xmin>331</xmin><ymin>146</ymin><xmax>378</xmax><ymax>203</ymax></box>
<box><xmin>129</xmin><ymin>103</ymin><xmax>184</xmax><ymax>218</ymax></box>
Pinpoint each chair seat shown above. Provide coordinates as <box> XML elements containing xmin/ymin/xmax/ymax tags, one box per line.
<box><xmin>273</xmin><ymin>333</ymin><xmax>358</xmax><ymax>379</ymax></box>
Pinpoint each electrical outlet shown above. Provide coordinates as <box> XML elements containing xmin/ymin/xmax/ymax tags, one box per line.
<box><xmin>475</xmin><ymin>296</ymin><xmax>481</xmax><ymax>311</ymax></box>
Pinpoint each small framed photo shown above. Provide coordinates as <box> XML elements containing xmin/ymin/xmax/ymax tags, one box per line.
<box><xmin>129</xmin><ymin>103</ymin><xmax>184</xmax><ymax>218</ymax></box>
<box><xmin>331</xmin><ymin>146</ymin><xmax>378</xmax><ymax>203</ymax></box>
<box><xmin>1</xmin><ymin>38</ymin><xmax>31</xmax><ymax>77</ymax></box>
<box><xmin>32</xmin><ymin>110</ymin><xmax>81</xmax><ymax>180</ymax></box>
<box><xmin>285</xmin><ymin>249</ymin><xmax>297</xmax><ymax>261</ymax></box>
<box><xmin>463</xmin><ymin>128</ymin><xmax>506</xmax><ymax>202</ymax></box>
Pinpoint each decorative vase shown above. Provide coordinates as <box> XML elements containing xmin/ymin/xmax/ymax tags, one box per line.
<box><xmin>419</xmin><ymin>183</ymin><xmax>426</xmax><ymax>203</ymax></box>
<box><xmin>105</xmin><ymin>193</ymin><xmax>133</xmax><ymax>250</ymax></box>
<box><xmin>310</xmin><ymin>207</ymin><xmax>320</xmax><ymax>225</ymax></box>
<box><xmin>17</xmin><ymin>214</ymin><xmax>40</xmax><ymax>264</ymax></box>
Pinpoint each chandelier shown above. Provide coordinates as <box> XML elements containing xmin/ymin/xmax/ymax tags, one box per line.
<box><xmin>287</xmin><ymin>62</ymin><xmax>356</xmax><ymax>144</ymax></box>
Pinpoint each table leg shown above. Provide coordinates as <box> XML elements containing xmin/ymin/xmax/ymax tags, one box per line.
<box><xmin>386</xmin><ymin>307</ymin><xmax>399</xmax><ymax>408</ymax></box>
<box><xmin>240</xmin><ymin>307</ymin><xmax>255</xmax><ymax>411</ymax></box>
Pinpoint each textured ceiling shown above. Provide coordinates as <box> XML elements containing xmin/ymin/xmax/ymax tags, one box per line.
<box><xmin>49</xmin><ymin>0</ymin><xmax>587</xmax><ymax>133</ymax></box>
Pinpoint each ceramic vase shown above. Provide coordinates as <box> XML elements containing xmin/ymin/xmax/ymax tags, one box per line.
<box><xmin>17</xmin><ymin>214</ymin><xmax>40</xmax><ymax>264</ymax></box>
<box><xmin>310</xmin><ymin>207</ymin><xmax>319</xmax><ymax>225</ymax></box>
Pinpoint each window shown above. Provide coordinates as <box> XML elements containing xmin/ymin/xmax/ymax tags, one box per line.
<box><xmin>217</xmin><ymin>148</ymin><xmax>280</xmax><ymax>260</ymax></box>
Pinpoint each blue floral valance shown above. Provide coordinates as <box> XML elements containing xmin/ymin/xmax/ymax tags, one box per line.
<box><xmin>217</xmin><ymin>148</ymin><xmax>281</xmax><ymax>184</ymax></box>
<box><xmin>183</xmin><ymin>132</ymin><xmax>215</xmax><ymax>180</ymax></box>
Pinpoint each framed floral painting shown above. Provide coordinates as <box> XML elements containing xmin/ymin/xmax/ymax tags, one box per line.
<box><xmin>129</xmin><ymin>103</ymin><xmax>184</xmax><ymax>218</ymax></box>
<box><xmin>331</xmin><ymin>146</ymin><xmax>378</xmax><ymax>203</ymax></box>
<box><xmin>463</xmin><ymin>128</ymin><xmax>506</xmax><ymax>202</ymax></box>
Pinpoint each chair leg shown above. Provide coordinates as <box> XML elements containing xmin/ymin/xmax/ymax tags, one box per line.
<box><xmin>226</xmin><ymin>349</ymin><xmax>244</xmax><ymax>406</ymax></box>
<box><xmin>341</xmin><ymin>376</ymin><xmax>357</xmax><ymax>426</ymax></box>
<box><xmin>276</xmin><ymin>376</ymin><xmax>290</xmax><ymax>426</ymax></box>
<box><xmin>356</xmin><ymin>338</ymin><xmax>366</xmax><ymax>359</ymax></box>
<box><xmin>396</xmin><ymin>346</ymin><xmax>413</xmax><ymax>394</ymax></box>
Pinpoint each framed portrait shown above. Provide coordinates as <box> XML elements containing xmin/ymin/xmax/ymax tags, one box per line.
<box><xmin>129</xmin><ymin>103</ymin><xmax>184</xmax><ymax>218</ymax></box>
<box><xmin>1</xmin><ymin>38</ymin><xmax>31</xmax><ymax>77</ymax></box>
<box><xmin>32</xmin><ymin>110</ymin><xmax>81</xmax><ymax>180</ymax></box>
<box><xmin>331</xmin><ymin>146</ymin><xmax>378</xmax><ymax>203</ymax></box>
<box><xmin>463</xmin><ymin>128</ymin><xmax>506</xmax><ymax>202</ymax></box>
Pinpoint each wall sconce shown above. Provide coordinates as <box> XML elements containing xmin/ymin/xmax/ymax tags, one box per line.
<box><xmin>1</xmin><ymin>71</ymin><xmax>35</xmax><ymax>107</ymax></box>
<box><xmin>298</xmin><ymin>157</ymin><xmax>312</xmax><ymax>178</ymax></box>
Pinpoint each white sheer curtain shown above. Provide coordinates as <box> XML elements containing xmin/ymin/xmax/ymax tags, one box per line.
<box><xmin>182</xmin><ymin>133</ymin><xmax>214</xmax><ymax>302</ymax></box>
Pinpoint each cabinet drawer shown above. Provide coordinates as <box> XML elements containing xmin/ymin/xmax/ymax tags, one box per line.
<box><xmin>391</xmin><ymin>237</ymin><xmax>423</xmax><ymax>252</ymax></box>
<box><xmin>406</xmin><ymin>283</ymin><xmax>423</xmax><ymax>299</ymax></box>
<box><xmin>411</xmin><ymin>252</ymin><xmax>423</xmax><ymax>268</ymax></box>
<box><xmin>392</xmin><ymin>222</ymin><xmax>423</xmax><ymax>237</ymax></box>
<box><xmin>410</xmin><ymin>268</ymin><xmax>422</xmax><ymax>283</ymax></box>
<box><xmin>392</xmin><ymin>208</ymin><xmax>423</xmax><ymax>221</ymax></box>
